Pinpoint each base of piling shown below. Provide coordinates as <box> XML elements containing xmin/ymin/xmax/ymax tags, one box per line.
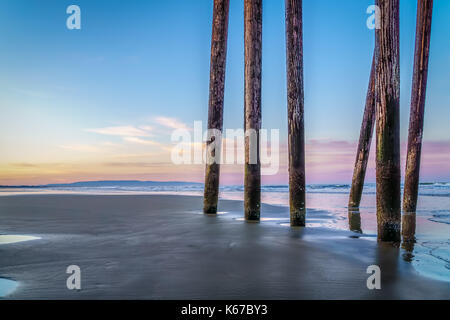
<box><xmin>203</xmin><ymin>206</ymin><xmax>218</xmax><ymax>214</ymax></box>
<box><xmin>377</xmin><ymin>220</ymin><xmax>401</xmax><ymax>242</ymax></box>
<box><xmin>348</xmin><ymin>209</ymin><xmax>362</xmax><ymax>233</ymax></box>
<box><xmin>245</xmin><ymin>210</ymin><xmax>260</xmax><ymax>222</ymax></box>
<box><xmin>290</xmin><ymin>208</ymin><xmax>306</xmax><ymax>227</ymax></box>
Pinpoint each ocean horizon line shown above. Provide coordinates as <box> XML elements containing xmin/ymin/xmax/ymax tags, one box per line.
<box><xmin>1</xmin><ymin>179</ymin><xmax>449</xmax><ymax>189</ymax></box>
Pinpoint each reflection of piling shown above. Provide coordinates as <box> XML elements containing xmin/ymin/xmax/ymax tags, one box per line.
<box><xmin>375</xmin><ymin>0</ymin><xmax>401</xmax><ymax>242</ymax></box>
<box><xmin>403</xmin><ymin>0</ymin><xmax>433</xmax><ymax>214</ymax></box>
<box><xmin>285</xmin><ymin>0</ymin><xmax>306</xmax><ymax>227</ymax></box>
<box><xmin>244</xmin><ymin>0</ymin><xmax>262</xmax><ymax>221</ymax></box>
<box><xmin>348</xmin><ymin>209</ymin><xmax>363</xmax><ymax>234</ymax></box>
<box><xmin>203</xmin><ymin>0</ymin><xmax>230</xmax><ymax>214</ymax></box>
<box><xmin>348</xmin><ymin>56</ymin><xmax>376</xmax><ymax>209</ymax></box>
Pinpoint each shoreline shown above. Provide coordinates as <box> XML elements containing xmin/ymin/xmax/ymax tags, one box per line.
<box><xmin>0</xmin><ymin>194</ymin><xmax>449</xmax><ymax>299</ymax></box>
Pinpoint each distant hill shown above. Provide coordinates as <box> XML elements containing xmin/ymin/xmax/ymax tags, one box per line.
<box><xmin>0</xmin><ymin>180</ymin><xmax>203</xmax><ymax>188</ymax></box>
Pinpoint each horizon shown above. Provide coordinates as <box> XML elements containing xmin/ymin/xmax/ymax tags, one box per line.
<box><xmin>1</xmin><ymin>178</ymin><xmax>449</xmax><ymax>188</ymax></box>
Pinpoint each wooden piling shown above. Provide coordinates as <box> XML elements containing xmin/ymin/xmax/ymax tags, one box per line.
<box><xmin>375</xmin><ymin>0</ymin><xmax>401</xmax><ymax>242</ymax></box>
<box><xmin>401</xmin><ymin>212</ymin><xmax>416</xmax><ymax>257</ymax></box>
<box><xmin>348</xmin><ymin>56</ymin><xmax>376</xmax><ymax>209</ymax></box>
<box><xmin>348</xmin><ymin>209</ymin><xmax>363</xmax><ymax>234</ymax></box>
<box><xmin>203</xmin><ymin>0</ymin><xmax>230</xmax><ymax>214</ymax></box>
<box><xmin>285</xmin><ymin>0</ymin><xmax>306</xmax><ymax>226</ymax></box>
<box><xmin>403</xmin><ymin>0</ymin><xmax>433</xmax><ymax>214</ymax></box>
<box><xmin>244</xmin><ymin>0</ymin><xmax>262</xmax><ymax>221</ymax></box>
<box><xmin>401</xmin><ymin>212</ymin><xmax>416</xmax><ymax>243</ymax></box>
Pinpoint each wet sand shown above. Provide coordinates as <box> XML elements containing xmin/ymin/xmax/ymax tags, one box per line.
<box><xmin>0</xmin><ymin>194</ymin><xmax>449</xmax><ymax>299</ymax></box>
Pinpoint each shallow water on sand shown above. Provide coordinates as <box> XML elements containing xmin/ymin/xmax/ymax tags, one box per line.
<box><xmin>1</xmin><ymin>184</ymin><xmax>449</xmax><ymax>282</ymax></box>
<box><xmin>221</xmin><ymin>191</ymin><xmax>450</xmax><ymax>283</ymax></box>
<box><xmin>0</xmin><ymin>235</ymin><xmax>40</xmax><ymax>296</ymax></box>
<box><xmin>0</xmin><ymin>278</ymin><xmax>17</xmax><ymax>298</ymax></box>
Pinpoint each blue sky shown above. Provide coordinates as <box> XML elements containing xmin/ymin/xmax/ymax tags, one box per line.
<box><xmin>0</xmin><ymin>0</ymin><xmax>449</xmax><ymax>184</ymax></box>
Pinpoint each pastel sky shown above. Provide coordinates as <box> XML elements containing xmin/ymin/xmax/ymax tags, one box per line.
<box><xmin>0</xmin><ymin>0</ymin><xmax>449</xmax><ymax>185</ymax></box>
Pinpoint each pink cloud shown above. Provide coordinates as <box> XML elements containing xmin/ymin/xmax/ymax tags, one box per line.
<box><xmin>218</xmin><ymin>139</ymin><xmax>450</xmax><ymax>185</ymax></box>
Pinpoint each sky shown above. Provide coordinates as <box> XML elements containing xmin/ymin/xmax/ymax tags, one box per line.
<box><xmin>0</xmin><ymin>0</ymin><xmax>449</xmax><ymax>185</ymax></box>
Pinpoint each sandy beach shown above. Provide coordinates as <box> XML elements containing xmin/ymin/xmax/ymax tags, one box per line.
<box><xmin>0</xmin><ymin>194</ymin><xmax>449</xmax><ymax>299</ymax></box>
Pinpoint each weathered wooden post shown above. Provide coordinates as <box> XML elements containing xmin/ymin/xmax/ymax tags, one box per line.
<box><xmin>348</xmin><ymin>209</ymin><xmax>363</xmax><ymax>234</ymax></box>
<box><xmin>401</xmin><ymin>212</ymin><xmax>416</xmax><ymax>257</ymax></box>
<box><xmin>244</xmin><ymin>0</ymin><xmax>262</xmax><ymax>221</ymax></box>
<box><xmin>203</xmin><ymin>0</ymin><xmax>230</xmax><ymax>214</ymax></box>
<box><xmin>348</xmin><ymin>56</ymin><xmax>376</xmax><ymax>209</ymax></box>
<box><xmin>285</xmin><ymin>0</ymin><xmax>306</xmax><ymax>226</ymax></box>
<box><xmin>403</xmin><ymin>0</ymin><xmax>433</xmax><ymax>215</ymax></box>
<box><xmin>375</xmin><ymin>0</ymin><xmax>401</xmax><ymax>242</ymax></box>
<box><xmin>401</xmin><ymin>212</ymin><xmax>416</xmax><ymax>243</ymax></box>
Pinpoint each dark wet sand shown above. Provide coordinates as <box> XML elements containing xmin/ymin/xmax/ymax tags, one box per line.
<box><xmin>0</xmin><ymin>194</ymin><xmax>449</xmax><ymax>299</ymax></box>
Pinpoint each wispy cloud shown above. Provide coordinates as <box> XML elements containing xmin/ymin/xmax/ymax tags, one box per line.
<box><xmin>9</xmin><ymin>163</ymin><xmax>38</xmax><ymax>168</ymax></box>
<box><xmin>59</xmin><ymin>141</ymin><xmax>119</xmax><ymax>153</ymax></box>
<box><xmin>123</xmin><ymin>137</ymin><xmax>161</xmax><ymax>146</ymax></box>
<box><xmin>59</xmin><ymin>144</ymin><xmax>103</xmax><ymax>153</ymax></box>
<box><xmin>86</xmin><ymin>126</ymin><xmax>152</xmax><ymax>137</ymax></box>
<box><xmin>102</xmin><ymin>162</ymin><xmax>169</xmax><ymax>168</ymax></box>
<box><xmin>84</xmin><ymin>124</ymin><xmax>163</xmax><ymax>149</ymax></box>
<box><xmin>154</xmin><ymin>117</ymin><xmax>191</xmax><ymax>131</ymax></box>
<box><xmin>9</xmin><ymin>87</ymin><xmax>51</xmax><ymax>99</ymax></box>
